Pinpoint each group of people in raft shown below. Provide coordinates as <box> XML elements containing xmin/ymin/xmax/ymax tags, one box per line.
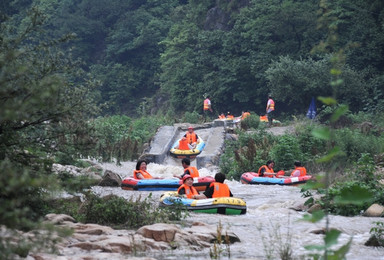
<box><xmin>258</xmin><ymin>160</ymin><xmax>307</xmax><ymax>178</ymax></box>
<box><xmin>134</xmin><ymin>157</ymin><xmax>232</xmax><ymax>200</ymax></box>
<box><xmin>133</xmin><ymin>157</ymin><xmax>307</xmax><ymax>200</ymax></box>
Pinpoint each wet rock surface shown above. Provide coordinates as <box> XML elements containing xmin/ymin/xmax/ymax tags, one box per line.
<box><xmin>24</xmin><ymin>214</ymin><xmax>240</xmax><ymax>259</ymax></box>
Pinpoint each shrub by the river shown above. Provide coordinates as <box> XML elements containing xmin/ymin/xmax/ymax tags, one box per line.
<box><xmin>91</xmin><ymin>115</ymin><xmax>172</xmax><ymax>163</ymax></box>
<box><xmin>220</xmin><ymin>130</ymin><xmax>276</xmax><ymax>180</ymax></box>
<box><xmin>312</xmin><ymin>154</ymin><xmax>384</xmax><ymax>216</ymax></box>
<box><xmin>240</xmin><ymin>113</ymin><xmax>260</xmax><ymax>130</ymax></box>
<box><xmin>183</xmin><ymin>111</ymin><xmax>201</xmax><ymax>124</ymax></box>
<box><xmin>51</xmin><ymin>192</ymin><xmax>188</xmax><ymax>229</ymax></box>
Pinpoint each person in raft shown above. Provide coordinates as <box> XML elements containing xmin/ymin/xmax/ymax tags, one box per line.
<box><xmin>174</xmin><ymin>158</ymin><xmax>199</xmax><ymax>179</ymax></box>
<box><xmin>258</xmin><ymin>160</ymin><xmax>276</xmax><ymax>178</ymax></box>
<box><xmin>175</xmin><ymin>136</ymin><xmax>190</xmax><ymax>150</ymax></box>
<box><xmin>193</xmin><ymin>172</ymin><xmax>233</xmax><ymax>199</ymax></box>
<box><xmin>290</xmin><ymin>161</ymin><xmax>307</xmax><ymax>177</ymax></box>
<box><xmin>177</xmin><ymin>174</ymin><xmax>199</xmax><ymax>199</ymax></box>
<box><xmin>175</xmin><ymin>127</ymin><xmax>200</xmax><ymax>150</ymax></box>
<box><xmin>133</xmin><ymin>159</ymin><xmax>153</xmax><ymax>179</ymax></box>
<box><xmin>183</xmin><ymin>126</ymin><xmax>200</xmax><ymax>149</ymax></box>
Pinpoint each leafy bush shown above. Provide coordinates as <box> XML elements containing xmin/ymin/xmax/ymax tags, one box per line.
<box><xmin>270</xmin><ymin>135</ymin><xmax>304</xmax><ymax>170</ymax></box>
<box><xmin>323</xmin><ymin>181</ymin><xmax>374</xmax><ymax>216</ymax></box>
<box><xmin>91</xmin><ymin>115</ymin><xmax>172</xmax><ymax>162</ymax></box>
<box><xmin>75</xmin><ymin>192</ymin><xmax>188</xmax><ymax>228</ymax></box>
<box><xmin>317</xmin><ymin>104</ymin><xmax>353</xmax><ymax>128</ymax></box>
<box><xmin>57</xmin><ymin>172</ymin><xmax>98</xmax><ymax>194</ymax></box>
<box><xmin>183</xmin><ymin>111</ymin><xmax>201</xmax><ymax>124</ymax></box>
<box><xmin>0</xmin><ymin>159</ymin><xmax>56</xmax><ymax>230</ymax></box>
<box><xmin>370</xmin><ymin>222</ymin><xmax>384</xmax><ymax>247</ymax></box>
<box><xmin>220</xmin><ymin>130</ymin><xmax>276</xmax><ymax>180</ymax></box>
<box><xmin>334</xmin><ymin>128</ymin><xmax>384</xmax><ymax>163</ymax></box>
<box><xmin>294</xmin><ymin>123</ymin><xmax>327</xmax><ymax>157</ymax></box>
<box><xmin>313</xmin><ymin>153</ymin><xmax>384</xmax><ymax>216</ymax></box>
<box><xmin>240</xmin><ymin>113</ymin><xmax>260</xmax><ymax>130</ymax></box>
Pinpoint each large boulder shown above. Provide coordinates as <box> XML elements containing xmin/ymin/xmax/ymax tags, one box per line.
<box><xmin>33</xmin><ymin>214</ymin><xmax>241</xmax><ymax>258</ymax></box>
<box><xmin>98</xmin><ymin>170</ymin><xmax>122</xmax><ymax>187</ymax></box>
<box><xmin>307</xmin><ymin>203</ymin><xmax>322</xmax><ymax>214</ymax></box>
<box><xmin>136</xmin><ymin>223</ymin><xmax>179</xmax><ymax>242</ymax></box>
<box><xmin>69</xmin><ymin>236</ymin><xmax>135</xmax><ymax>253</ymax></box>
<box><xmin>81</xmin><ymin>165</ymin><xmax>103</xmax><ymax>180</ymax></box>
<box><xmin>52</xmin><ymin>163</ymin><xmax>102</xmax><ymax>181</ymax></box>
<box><xmin>363</xmin><ymin>203</ymin><xmax>384</xmax><ymax>217</ymax></box>
<box><xmin>44</xmin><ymin>213</ymin><xmax>76</xmax><ymax>224</ymax></box>
<box><xmin>184</xmin><ymin>222</ymin><xmax>240</xmax><ymax>244</ymax></box>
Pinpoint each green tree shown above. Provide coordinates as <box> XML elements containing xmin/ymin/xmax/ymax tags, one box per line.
<box><xmin>0</xmin><ymin>5</ymin><xmax>97</xmax><ymax>227</ymax></box>
<box><xmin>265</xmin><ymin>55</ymin><xmax>369</xmax><ymax>113</ymax></box>
<box><xmin>159</xmin><ymin>0</ymin><xmax>321</xmax><ymax>115</ymax></box>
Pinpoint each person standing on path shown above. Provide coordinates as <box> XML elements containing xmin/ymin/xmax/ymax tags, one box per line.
<box><xmin>203</xmin><ymin>95</ymin><xmax>213</xmax><ymax>122</ymax></box>
<box><xmin>266</xmin><ymin>95</ymin><xmax>275</xmax><ymax>127</ymax></box>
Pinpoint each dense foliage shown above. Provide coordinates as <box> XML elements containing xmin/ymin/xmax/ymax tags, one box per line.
<box><xmin>3</xmin><ymin>0</ymin><xmax>383</xmax><ymax>117</ymax></box>
<box><xmin>48</xmin><ymin>193</ymin><xmax>188</xmax><ymax>229</ymax></box>
<box><xmin>220</xmin><ymin>116</ymin><xmax>384</xmax><ymax>181</ymax></box>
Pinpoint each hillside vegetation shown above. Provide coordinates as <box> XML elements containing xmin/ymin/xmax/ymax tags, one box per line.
<box><xmin>1</xmin><ymin>0</ymin><xmax>384</xmax><ymax>258</ymax></box>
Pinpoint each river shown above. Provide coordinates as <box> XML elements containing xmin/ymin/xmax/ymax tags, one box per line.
<box><xmin>91</xmin><ymin>161</ymin><xmax>384</xmax><ymax>260</ymax></box>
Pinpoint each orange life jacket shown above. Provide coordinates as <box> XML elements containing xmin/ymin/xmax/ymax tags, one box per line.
<box><xmin>209</xmin><ymin>182</ymin><xmax>230</xmax><ymax>198</ymax></box>
<box><xmin>219</xmin><ymin>114</ymin><xmax>226</xmax><ymax>119</ymax></box>
<box><xmin>186</xmin><ymin>132</ymin><xmax>197</xmax><ymax>144</ymax></box>
<box><xmin>133</xmin><ymin>170</ymin><xmax>153</xmax><ymax>179</ymax></box>
<box><xmin>203</xmin><ymin>98</ymin><xmax>210</xmax><ymax>110</ymax></box>
<box><xmin>257</xmin><ymin>165</ymin><xmax>275</xmax><ymax>177</ymax></box>
<box><xmin>226</xmin><ymin>115</ymin><xmax>234</xmax><ymax>119</ymax></box>
<box><xmin>267</xmin><ymin>99</ymin><xmax>275</xmax><ymax>111</ymax></box>
<box><xmin>290</xmin><ymin>167</ymin><xmax>307</xmax><ymax>177</ymax></box>
<box><xmin>184</xmin><ymin>166</ymin><xmax>199</xmax><ymax>178</ymax></box>
<box><xmin>178</xmin><ymin>138</ymin><xmax>190</xmax><ymax>150</ymax></box>
<box><xmin>177</xmin><ymin>184</ymin><xmax>199</xmax><ymax>199</ymax></box>
<box><xmin>241</xmin><ymin>112</ymin><xmax>250</xmax><ymax>120</ymax></box>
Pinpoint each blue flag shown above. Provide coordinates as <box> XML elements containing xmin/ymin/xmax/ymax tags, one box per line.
<box><xmin>306</xmin><ymin>97</ymin><xmax>316</xmax><ymax>119</ymax></box>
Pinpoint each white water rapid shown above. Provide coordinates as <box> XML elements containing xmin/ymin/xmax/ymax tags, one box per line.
<box><xmin>92</xmin><ymin>161</ymin><xmax>384</xmax><ymax>260</ymax></box>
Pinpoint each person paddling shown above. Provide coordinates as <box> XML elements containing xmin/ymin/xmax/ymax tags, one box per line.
<box><xmin>174</xmin><ymin>158</ymin><xmax>199</xmax><ymax>178</ymax></box>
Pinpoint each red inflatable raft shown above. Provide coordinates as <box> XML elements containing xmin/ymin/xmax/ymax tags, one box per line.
<box><xmin>240</xmin><ymin>172</ymin><xmax>312</xmax><ymax>185</ymax></box>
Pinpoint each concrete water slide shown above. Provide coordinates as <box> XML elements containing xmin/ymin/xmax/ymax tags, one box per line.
<box><xmin>140</xmin><ymin>120</ymin><xmax>230</xmax><ymax>169</ymax></box>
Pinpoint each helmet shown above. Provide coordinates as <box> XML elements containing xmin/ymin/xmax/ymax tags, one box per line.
<box><xmin>188</xmin><ymin>126</ymin><xmax>193</xmax><ymax>130</ymax></box>
<box><xmin>182</xmin><ymin>174</ymin><xmax>193</xmax><ymax>183</ymax></box>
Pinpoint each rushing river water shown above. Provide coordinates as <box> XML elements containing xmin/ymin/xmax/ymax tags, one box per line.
<box><xmin>91</xmin><ymin>161</ymin><xmax>384</xmax><ymax>260</ymax></box>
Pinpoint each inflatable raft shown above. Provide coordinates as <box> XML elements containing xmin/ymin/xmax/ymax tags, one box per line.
<box><xmin>159</xmin><ymin>191</ymin><xmax>246</xmax><ymax>215</ymax></box>
<box><xmin>121</xmin><ymin>176</ymin><xmax>214</xmax><ymax>191</ymax></box>
<box><xmin>240</xmin><ymin>172</ymin><xmax>312</xmax><ymax>185</ymax></box>
<box><xmin>169</xmin><ymin>136</ymin><xmax>205</xmax><ymax>159</ymax></box>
